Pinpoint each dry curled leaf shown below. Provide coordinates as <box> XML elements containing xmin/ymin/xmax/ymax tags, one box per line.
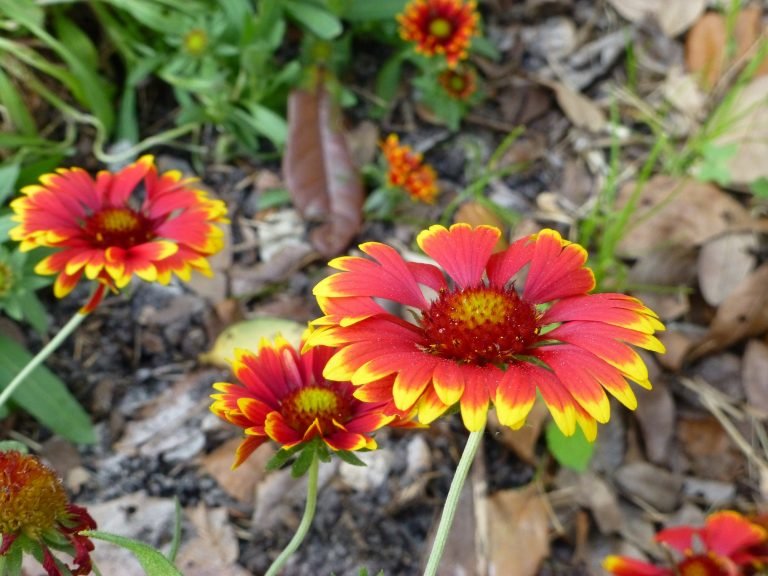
<box><xmin>743</xmin><ymin>339</ymin><xmax>768</xmax><ymax>417</ymax></box>
<box><xmin>608</xmin><ymin>0</ymin><xmax>705</xmax><ymax>37</ymax></box>
<box><xmin>454</xmin><ymin>201</ymin><xmax>508</xmax><ymax>252</ymax></box>
<box><xmin>688</xmin><ymin>263</ymin><xmax>768</xmax><ymax>361</ymax></box>
<box><xmin>697</xmin><ymin>232</ymin><xmax>757</xmax><ymax>306</ymax></box>
<box><xmin>283</xmin><ymin>81</ymin><xmax>363</xmax><ymax>257</ymax></box>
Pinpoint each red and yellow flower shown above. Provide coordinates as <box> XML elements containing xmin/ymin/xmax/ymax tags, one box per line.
<box><xmin>0</xmin><ymin>450</ymin><xmax>97</xmax><ymax>576</ymax></box>
<box><xmin>211</xmin><ymin>335</ymin><xmax>402</xmax><ymax>468</ymax></box>
<box><xmin>438</xmin><ymin>64</ymin><xmax>477</xmax><ymax>101</ymax></box>
<box><xmin>9</xmin><ymin>155</ymin><xmax>227</xmax><ymax>311</ymax></box>
<box><xmin>604</xmin><ymin>510</ymin><xmax>768</xmax><ymax>575</ymax></box>
<box><xmin>307</xmin><ymin>224</ymin><xmax>664</xmax><ymax>437</ymax></box>
<box><xmin>380</xmin><ymin>134</ymin><xmax>439</xmax><ymax>204</ymax></box>
<box><xmin>398</xmin><ymin>0</ymin><xmax>480</xmax><ymax>68</ymax></box>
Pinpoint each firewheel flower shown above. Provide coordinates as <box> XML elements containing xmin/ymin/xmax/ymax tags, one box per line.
<box><xmin>307</xmin><ymin>224</ymin><xmax>665</xmax><ymax>438</ymax></box>
<box><xmin>380</xmin><ymin>134</ymin><xmax>439</xmax><ymax>204</ymax></box>
<box><xmin>398</xmin><ymin>0</ymin><xmax>480</xmax><ymax>68</ymax></box>
<box><xmin>604</xmin><ymin>510</ymin><xmax>768</xmax><ymax>575</ymax></box>
<box><xmin>0</xmin><ymin>450</ymin><xmax>97</xmax><ymax>576</ymax></box>
<box><xmin>9</xmin><ymin>155</ymin><xmax>227</xmax><ymax>312</ymax></box>
<box><xmin>210</xmin><ymin>335</ymin><xmax>401</xmax><ymax>468</ymax></box>
<box><xmin>438</xmin><ymin>65</ymin><xmax>477</xmax><ymax>101</ymax></box>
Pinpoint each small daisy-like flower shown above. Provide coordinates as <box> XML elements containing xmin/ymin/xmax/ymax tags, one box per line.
<box><xmin>210</xmin><ymin>335</ymin><xmax>400</xmax><ymax>468</ymax></box>
<box><xmin>183</xmin><ymin>28</ymin><xmax>208</xmax><ymax>56</ymax></box>
<box><xmin>604</xmin><ymin>511</ymin><xmax>768</xmax><ymax>575</ymax></box>
<box><xmin>380</xmin><ymin>134</ymin><xmax>439</xmax><ymax>204</ymax></box>
<box><xmin>9</xmin><ymin>155</ymin><xmax>227</xmax><ymax>312</ymax></box>
<box><xmin>307</xmin><ymin>224</ymin><xmax>665</xmax><ymax>437</ymax></box>
<box><xmin>0</xmin><ymin>450</ymin><xmax>97</xmax><ymax>576</ymax></box>
<box><xmin>438</xmin><ymin>64</ymin><xmax>477</xmax><ymax>101</ymax></box>
<box><xmin>398</xmin><ymin>0</ymin><xmax>480</xmax><ymax>68</ymax></box>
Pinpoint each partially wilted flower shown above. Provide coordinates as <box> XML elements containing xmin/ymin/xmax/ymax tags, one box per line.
<box><xmin>9</xmin><ymin>155</ymin><xmax>228</xmax><ymax>312</ymax></box>
<box><xmin>398</xmin><ymin>0</ymin><xmax>480</xmax><ymax>68</ymax></box>
<box><xmin>438</xmin><ymin>64</ymin><xmax>477</xmax><ymax>101</ymax></box>
<box><xmin>380</xmin><ymin>134</ymin><xmax>439</xmax><ymax>204</ymax></box>
<box><xmin>0</xmin><ymin>450</ymin><xmax>97</xmax><ymax>576</ymax></box>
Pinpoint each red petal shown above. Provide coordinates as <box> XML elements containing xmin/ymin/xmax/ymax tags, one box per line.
<box><xmin>523</xmin><ymin>229</ymin><xmax>595</xmax><ymax>302</ymax></box>
<box><xmin>432</xmin><ymin>361</ymin><xmax>465</xmax><ymax>406</ymax></box>
<box><xmin>486</xmin><ymin>234</ymin><xmax>535</xmax><ymax>287</ymax></box>
<box><xmin>703</xmin><ymin>510</ymin><xmax>768</xmax><ymax>558</ymax></box>
<box><xmin>417</xmin><ymin>385</ymin><xmax>450</xmax><ymax>424</ymax></box>
<box><xmin>495</xmin><ymin>363</ymin><xmax>539</xmax><ymax>427</ymax></box>
<box><xmin>264</xmin><ymin>412</ymin><xmax>303</xmax><ymax>447</ymax></box>
<box><xmin>603</xmin><ymin>555</ymin><xmax>669</xmax><ymax>576</ymax></box>
<box><xmin>393</xmin><ymin>359</ymin><xmax>438</xmax><ymax>410</ymax></box>
<box><xmin>458</xmin><ymin>365</ymin><xmax>494</xmax><ymax>431</ymax></box>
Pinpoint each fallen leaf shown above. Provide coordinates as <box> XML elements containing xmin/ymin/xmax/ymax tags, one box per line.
<box><xmin>548</xmin><ymin>81</ymin><xmax>606</xmax><ymax>132</ymax></box>
<box><xmin>176</xmin><ymin>505</ymin><xmax>250</xmax><ymax>576</ymax></box>
<box><xmin>614</xmin><ymin>462</ymin><xmax>683</xmax><ymax>512</ymax></box>
<box><xmin>487</xmin><ymin>484</ymin><xmax>550</xmax><ymax>576</ymax></box>
<box><xmin>454</xmin><ymin>201</ymin><xmax>508</xmax><ymax>252</ymax></box>
<box><xmin>634</xmin><ymin>366</ymin><xmax>676</xmax><ymax>465</ymax></box>
<box><xmin>685</xmin><ymin>12</ymin><xmax>728</xmax><ymax>89</ymax></box>
<box><xmin>677</xmin><ymin>415</ymin><xmax>744</xmax><ymax>481</ymax></box>
<box><xmin>608</xmin><ymin>0</ymin><xmax>705</xmax><ymax>37</ymax></box>
<box><xmin>487</xmin><ymin>401</ymin><xmax>548</xmax><ymax>464</ymax></box>
<box><xmin>283</xmin><ymin>81</ymin><xmax>364</xmax><ymax>257</ymax></box>
<box><xmin>199</xmin><ymin>317</ymin><xmax>307</xmax><ymax>367</ymax></box>
<box><xmin>743</xmin><ymin>339</ymin><xmax>768</xmax><ymax>417</ymax></box>
<box><xmin>697</xmin><ymin>232</ymin><xmax>758</xmax><ymax>306</ymax></box>
<box><xmin>616</xmin><ymin>176</ymin><xmax>753</xmax><ymax>258</ymax></box>
<box><xmin>201</xmin><ymin>439</ymin><xmax>275</xmax><ymax>504</ymax></box>
<box><xmin>687</xmin><ymin>263</ymin><xmax>768</xmax><ymax>361</ymax></box>
<box><xmin>713</xmin><ymin>76</ymin><xmax>768</xmax><ymax>186</ymax></box>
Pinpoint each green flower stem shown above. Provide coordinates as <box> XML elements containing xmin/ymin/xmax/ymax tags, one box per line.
<box><xmin>0</xmin><ymin>310</ymin><xmax>89</xmax><ymax>411</ymax></box>
<box><xmin>423</xmin><ymin>423</ymin><xmax>486</xmax><ymax>576</ymax></box>
<box><xmin>265</xmin><ymin>453</ymin><xmax>320</xmax><ymax>576</ymax></box>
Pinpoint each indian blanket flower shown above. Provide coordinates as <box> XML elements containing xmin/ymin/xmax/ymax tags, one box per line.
<box><xmin>380</xmin><ymin>134</ymin><xmax>439</xmax><ymax>204</ymax></box>
<box><xmin>0</xmin><ymin>450</ymin><xmax>97</xmax><ymax>576</ymax></box>
<box><xmin>307</xmin><ymin>224</ymin><xmax>665</xmax><ymax>438</ymax></box>
<box><xmin>398</xmin><ymin>0</ymin><xmax>480</xmax><ymax>68</ymax></box>
<box><xmin>604</xmin><ymin>510</ymin><xmax>768</xmax><ymax>575</ymax></box>
<box><xmin>210</xmin><ymin>335</ymin><xmax>400</xmax><ymax>468</ymax></box>
<box><xmin>9</xmin><ymin>155</ymin><xmax>227</xmax><ymax>312</ymax></box>
<box><xmin>438</xmin><ymin>64</ymin><xmax>477</xmax><ymax>101</ymax></box>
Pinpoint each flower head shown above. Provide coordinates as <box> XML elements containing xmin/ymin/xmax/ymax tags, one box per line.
<box><xmin>380</xmin><ymin>134</ymin><xmax>439</xmax><ymax>204</ymax></box>
<box><xmin>307</xmin><ymin>224</ymin><xmax>665</xmax><ymax>437</ymax></box>
<box><xmin>0</xmin><ymin>450</ymin><xmax>97</xmax><ymax>576</ymax></box>
<box><xmin>398</xmin><ymin>0</ymin><xmax>480</xmax><ymax>68</ymax></box>
<box><xmin>438</xmin><ymin>64</ymin><xmax>477</xmax><ymax>101</ymax></box>
<box><xmin>9</xmin><ymin>155</ymin><xmax>227</xmax><ymax>311</ymax></box>
<box><xmin>604</xmin><ymin>510</ymin><xmax>768</xmax><ymax>575</ymax></box>
<box><xmin>211</xmin><ymin>335</ymin><xmax>403</xmax><ymax>468</ymax></box>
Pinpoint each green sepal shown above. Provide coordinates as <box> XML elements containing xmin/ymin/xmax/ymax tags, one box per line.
<box><xmin>335</xmin><ymin>450</ymin><xmax>366</xmax><ymax>467</ymax></box>
<box><xmin>291</xmin><ymin>440</ymin><xmax>318</xmax><ymax>477</ymax></box>
<box><xmin>266</xmin><ymin>443</ymin><xmax>304</xmax><ymax>471</ymax></box>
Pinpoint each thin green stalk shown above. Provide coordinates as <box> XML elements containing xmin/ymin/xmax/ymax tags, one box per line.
<box><xmin>423</xmin><ymin>424</ymin><xmax>486</xmax><ymax>576</ymax></box>
<box><xmin>0</xmin><ymin>310</ymin><xmax>88</xmax><ymax>410</ymax></box>
<box><xmin>265</xmin><ymin>454</ymin><xmax>320</xmax><ymax>576</ymax></box>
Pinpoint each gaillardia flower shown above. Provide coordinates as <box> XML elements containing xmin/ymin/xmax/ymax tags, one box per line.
<box><xmin>307</xmin><ymin>224</ymin><xmax>665</xmax><ymax>438</ymax></box>
<box><xmin>438</xmin><ymin>64</ymin><xmax>477</xmax><ymax>101</ymax></box>
<box><xmin>0</xmin><ymin>450</ymin><xmax>97</xmax><ymax>576</ymax></box>
<box><xmin>210</xmin><ymin>335</ymin><xmax>399</xmax><ymax>468</ymax></box>
<box><xmin>9</xmin><ymin>155</ymin><xmax>227</xmax><ymax>311</ymax></box>
<box><xmin>380</xmin><ymin>134</ymin><xmax>439</xmax><ymax>204</ymax></box>
<box><xmin>604</xmin><ymin>510</ymin><xmax>768</xmax><ymax>575</ymax></box>
<box><xmin>398</xmin><ymin>0</ymin><xmax>480</xmax><ymax>68</ymax></box>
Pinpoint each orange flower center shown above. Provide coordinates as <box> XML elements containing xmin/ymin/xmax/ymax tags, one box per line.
<box><xmin>679</xmin><ymin>555</ymin><xmax>726</xmax><ymax>576</ymax></box>
<box><xmin>0</xmin><ymin>451</ymin><xmax>68</xmax><ymax>538</ymax></box>
<box><xmin>421</xmin><ymin>286</ymin><xmax>538</xmax><ymax>365</ymax></box>
<box><xmin>84</xmin><ymin>207</ymin><xmax>155</xmax><ymax>248</ymax></box>
<box><xmin>429</xmin><ymin>17</ymin><xmax>453</xmax><ymax>38</ymax></box>
<box><xmin>282</xmin><ymin>386</ymin><xmax>351</xmax><ymax>434</ymax></box>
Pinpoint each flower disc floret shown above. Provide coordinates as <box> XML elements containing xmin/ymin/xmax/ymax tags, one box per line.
<box><xmin>9</xmin><ymin>155</ymin><xmax>228</xmax><ymax>311</ymax></box>
<box><xmin>438</xmin><ymin>65</ymin><xmax>477</xmax><ymax>100</ymax></box>
<box><xmin>308</xmin><ymin>224</ymin><xmax>665</xmax><ymax>436</ymax></box>
<box><xmin>398</xmin><ymin>0</ymin><xmax>480</xmax><ymax>68</ymax></box>
<box><xmin>210</xmin><ymin>335</ymin><xmax>401</xmax><ymax>468</ymax></box>
<box><xmin>0</xmin><ymin>451</ymin><xmax>97</xmax><ymax>576</ymax></box>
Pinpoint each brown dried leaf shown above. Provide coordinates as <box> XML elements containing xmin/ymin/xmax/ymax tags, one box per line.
<box><xmin>743</xmin><ymin>339</ymin><xmax>768</xmax><ymax>417</ymax></box>
<box><xmin>487</xmin><ymin>485</ymin><xmax>550</xmax><ymax>576</ymax></box>
<box><xmin>634</xmin><ymin>377</ymin><xmax>676</xmax><ymax>464</ymax></box>
<box><xmin>685</xmin><ymin>13</ymin><xmax>728</xmax><ymax>89</ymax></box>
<box><xmin>453</xmin><ymin>201</ymin><xmax>508</xmax><ymax>252</ymax></box>
<box><xmin>201</xmin><ymin>439</ymin><xmax>275</xmax><ymax>504</ymax></box>
<box><xmin>283</xmin><ymin>83</ymin><xmax>363</xmax><ymax>257</ymax></box>
<box><xmin>177</xmin><ymin>505</ymin><xmax>250</xmax><ymax>576</ymax></box>
<box><xmin>549</xmin><ymin>81</ymin><xmax>606</xmax><ymax>132</ymax></box>
<box><xmin>698</xmin><ymin>232</ymin><xmax>758</xmax><ymax>306</ymax></box>
<box><xmin>487</xmin><ymin>401</ymin><xmax>548</xmax><ymax>464</ymax></box>
<box><xmin>616</xmin><ymin>176</ymin><xmax>752</xmax><ymax>259</ymax></box>
<box><xmin>608</xmin><ymin>0</ymin><xmax>705</xmax><ymax>37</ymax></box>
<box><xmin>713</xmin><ymin>76</ymin><xmax>768</xmax><ymax>186</ymax></box>
<box><xmin>677</xmin><ymin>415</ymin><xmax>744</xmax><ymax>481</ymax></box>
<box><xmin>688</xmin><ymin>263</ymin><xmax>768</xmax><ymax>361</ymax></box>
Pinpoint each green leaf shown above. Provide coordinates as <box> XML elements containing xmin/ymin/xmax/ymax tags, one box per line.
<box><xmin>241</xmin><ymin>103</ymin><xmax>288</xmax><ymax>146</ymax></box>
<box><xmin>0</xmin><ymin>67</ymin><xmax>37</xmax><ymax>136</ymax></box>
<box><xmin>342</xmin><ymin>0</ymin><xmax>407</xmax><ymax>20</ymax></box>
<box><xmin>283</xmin><ymin>0</ymin><xmax>343</xmax><ymax>40</ymax></box>
<box><xmin>14</xmin><ymin>291</ymin><xmax>49</xmax><ymax>334</ymax></box>
<box><xmin>53</xmin><ymin>10</ymin><xmax>100</xmax><ymax>72</ymax></box>
<box><xmin>82</xmin><ymin>531</ymin><xmax>183</xmax><ymax>576</ymax></box>
<box><xmin>375</xmin><ymin>52</ymin><xmax>404</xmax><ymax>106</ymax></box>
<box><xmin>471</xmin><ymin>37</ymin><xmax>500</xmax><ymax>61</ymax></box>
<box><xmin>266</xmin><ymin>444</ymin><xmax>303</xmax><ymax>471</ymax></box>
<box><xmin>750</xmin><ymin>177</ymin><xmax>768</xmax><ymax>198</ymax></box>
<box><xmin>0</xmin><ymin>162</ymin><xmax>20</xmax><ymax>204</ymax></box>
<box><xmin>291</xmin><ymin>442</ymin><xmax>317</xmax><ymax>477</ymax></box>
<box><xmin>696</xmin><ymin>142</ymin><xmax>737</xmax><ymax>185</ymax></box>
<box><xmin>335</xmin><ymin>450</ymin><xmax>366</xmax><ymax>466</ymax></box>
<box><xmin>0</xmin><ymin>440</ymin><xmax>28</xmax><ymax>453</ymax></box>
<box><xmin>545</xmin><ymin>421</ymin><xmax>594</xmax><ymax>472</ymax></box>
<box><xmin>0</xmin><ymin>333</ymin><xmax>96</xmax><ymax>444</ymax></box>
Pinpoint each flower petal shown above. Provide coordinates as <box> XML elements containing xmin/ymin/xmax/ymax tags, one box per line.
<box><xmin>523</xmin><ymin>229</ymin><xmax>595</xmax><ymax>302</ymax></box>
<box><xmin>432</xmin><ymin>361</ymin><xmax>466</xmax><ymax>406</ymax></box>
<box><xmin>495</xmin><ymin>363</ymin><xmax>538</xmax><ymax>427</ymax></box>
<box><xmin>603</xmin><ymin>555</ymin><xmax>668</xmax><ymax>576</ymax></box>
